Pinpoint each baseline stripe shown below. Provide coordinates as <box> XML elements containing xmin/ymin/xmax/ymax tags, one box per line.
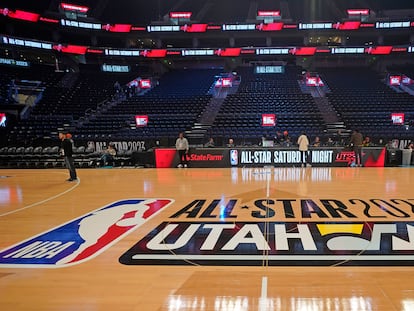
<box><xmin>131</xmin><ymin>254</ymin><xmax>414</xmax><ymax>260</ymax></box>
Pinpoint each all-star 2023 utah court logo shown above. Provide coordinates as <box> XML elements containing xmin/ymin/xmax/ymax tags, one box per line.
<box><xmin>2</xmin><ymin>197</ymin><xmax>414</xmax><ymax>267</ymax></box>
<box><xmin>119</xmin><ymin>197</ymin><xmax>414</xmax><ymax>266</ymax></box>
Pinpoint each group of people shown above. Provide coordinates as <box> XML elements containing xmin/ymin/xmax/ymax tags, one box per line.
<box><xmin>204</xmin><ymin>137</ymin><xmax>236</xmax><ymax>148</ymax></box>
<box><xmin>294</xmin><ymin>129</ymin><xmax>366</xmax><ymax>167</ymax></box>
<box><xmin>173</xmin><ymin>129</ymin><xmax>371</xmax><ymax>168</ymax></box>
<box><xmin>59</xmin><ymin>129</ymin><xmax>371</xmax><ymax>177</ymax></box>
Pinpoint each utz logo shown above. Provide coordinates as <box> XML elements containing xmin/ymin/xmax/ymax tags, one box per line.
<box><xmin>0</xmin><ymin>199</ymin><xmax>173</xmax><ymax>268</ymax></box>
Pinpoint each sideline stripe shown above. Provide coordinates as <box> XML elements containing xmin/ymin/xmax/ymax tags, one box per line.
<box><xmin>259</xmin><ymin>276</ymin><xmax>268</xmax><ymax>311</ymax></box>
<box><xmin>0</xmin><ymin>177</ymin><xmax>80</xmax><ymax>217</ymax></box>
<box><xmin>262</xmin><ymin>169</ymin><xmax>271</xmax><ymax>266</ymax></box>
<box><xmin>260</xmin><ymin>169</ymin><xmax>271</xmax><ymax>311</ymax></box>
<box><xmin>131</xmin><ymin>254</ymin><xmax>414</xmax><ymax>260</ymax></box>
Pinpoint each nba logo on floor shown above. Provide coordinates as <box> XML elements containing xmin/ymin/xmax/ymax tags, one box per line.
<box><xmin>0</xmin><ymin>199</ymin><xmax>173</xmax><ymax>268</ymax></box>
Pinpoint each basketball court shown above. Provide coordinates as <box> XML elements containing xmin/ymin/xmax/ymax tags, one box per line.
<box><xmin>1</xmin><ymin>167</ymin><xmax>414</xmax><ymax>310</ymax></box>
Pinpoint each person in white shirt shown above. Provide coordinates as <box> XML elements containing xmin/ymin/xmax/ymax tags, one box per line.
<box><xmin>175</xmin><ymin>132</ymin><xmax>189</xmax><ymax>167</ymax></box>
<box><xmin>297</xmin><ymin>132</ymin><xmax>310</xmax><ymax>167</ymax></box>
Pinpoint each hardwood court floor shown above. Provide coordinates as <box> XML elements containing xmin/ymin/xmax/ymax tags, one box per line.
<box><xmin>0</xmin><ymin>167</ymin><xmax>414</xmax><ymax>311</ymax></box>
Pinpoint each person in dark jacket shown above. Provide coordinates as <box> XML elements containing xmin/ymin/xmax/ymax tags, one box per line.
<box><xmin>59</xmin><ymin>131</ymin><xmax>78</xmax><ymax>181</ymax></box>
<box><xmin>350</xmin><ymin>129</ymin><xmax>364</xmax><ymax>167</ymax></box>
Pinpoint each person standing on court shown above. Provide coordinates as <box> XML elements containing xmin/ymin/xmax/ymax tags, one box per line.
<box><xmin>350</xmin><ymin>129</ymin><xmax>364</xmax><ymax>167</ymax></box>
<box><xmin>297</xmin><ymin>131</ymin><xmax>310</xmax><ymax>167</ymax></box>
<box><xmin>59</xmin><ymin>131</ymin><xmax>78</xmax><ymax>181</ymax></box>
<box><xmin>175</xmin><ymin>132</ymin><xmax>189</xmax><ymax>168</ymax></box>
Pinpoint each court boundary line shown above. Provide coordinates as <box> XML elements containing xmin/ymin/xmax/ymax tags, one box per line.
<box><xmin>260</xmin><ymin>168</ymin><xmax>272</xmax><ymax>311</ymax></box>
<box><xmin>130</xmin><ymin>254</ymin><xmax>414</xmax><ymax>260</ymax></box>
<box><xmin>259</xmin><ymin>276</ymin><xmax>268</xmax><ymax>311</ymax></box>
<box><xmin>0</xmin><ymin>177</ymin><xmax>80</xmax><ymax>217</ymax></box>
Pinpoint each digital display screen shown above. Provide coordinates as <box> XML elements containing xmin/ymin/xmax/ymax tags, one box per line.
<box><xmin>2</xmin><ymin>36</ymin><xmax>52</xmax><ymax>50</ymax></box>
<box><xmin>262</xmin><ymin>140</ymin><xmax>274</xmax><ymax>147</ymax></box>
<box><xmin>255</xmin><ymin>66</ymin><xmax>284</xmax><ymax>74</ymax></box>
<box><xmin>293</xmin><ymin>47</ymin><xmax>317</xmax><ymax>56</ymax></box>
<box><xmin>5</xmin><ymin>9</ymin><xmax>40</xmax><ymax>22</ymax></box>
<box><xmin>101</xmin><ymin>64</ymin><xmax>130</xmax><ymax>72</ymax></box>
<box><xmin>135</xmin><ymin>115</ymin><xmax>148</xmax><ymax>127</ymax></box>
<box><xmin>53</xmin><ymin>44</ymin><xmax>87</xmax><ymax>55</ymax></box>
<box><xmin>262</xmin><ymin>114</ymin><xmax>276</xmax><ymax>126</ymax></box>
<box><xmin>366</xmin><ymin>46</ymin><xmax>393</xmax><ymax>55</ymax></box>
<box><xmin>391</xmin><ymin>113</ymin><xmax>405</xmax><ymax>125</ymax></box>
<box><xmin>60</xmin><ymin>3</ymin><xmax>89</xmax><ymax>13</ymax></box>
<box><xmin>306</xmin><ymin>76</ymin><xmax>324</xmax><ymax>86</ymax></box>
<box><xmin>215</xmin><ymin>78</ymin><xmax>232</xmax><ymax>88</ymax></box>
<box><xmin>61</xmin><ymin>19</ymin><xmax>101</xmax><ymax>30</ymax></box>
<box><xmin>215</xmin><ymin>48</ymin><xmax>241</xmax><ymax>57</ymax></box>
<box><xmin>222</xmin><ymin>24</ymin><xmax>256</xmax><ymax>31</ymax></box>
<box><xmin>169</xmin><ymin>12</ymin><xmax>192</xmax><ymax>19</ymax></box>
<box><xmin>0</xmin><ymin>57</ymin><xmax>29</xmax><ymax>67</ymax></box>
<box><xmin>147</xmin><ymin>26</ymin><xmax>180</xmax><ymax>32</ymax></box>
<box><xmin>257</xmin><ymin>11</ymin><xmax>280</xmax><ymax>17</ymax></box>
<box><xmin>331</xmin><ymin>47</ymin><xmax>364</xmax><ymax>54</ymax></box>
<box><xmin>389</xmin><ymin>76</ymin><xmax>401</xmax><ymax>86</ymax></box>
<box><xmin>257</xmin><ymin>23</ymin><xmax>284</xmax><ymax>31</ymax></box>
<box><xmin>336</xmin><ymin>21</ymin><xmax>361</xmax><ymax>30</ymax></box>
<box><xmin>347</xmin><ymin>9</ymin><xmax>369</xmax><ymax>15</ymax></box>
<box><xmin>256</xmin><ymin>48</ymin><xmax>289</xmax><ymax>55</ymax></box>
<box><xmin>299</xmin><ymin>23</ymin><xmax>332</xmax><ymax>30</ymax></box>
<box><xmin>105</xmin><ymin>49</ymin><xmax>140</xmax><ymax>56</ymax></box>
<box><xmin>0</xmin><ymin>113</ymin><xmax>6</xmax><ymax>127</ymax></box>
<box><xmin>182</xmin><ymin>49</ymin><xmax>215</xmax><ymax>56</ymax></box>
<box><xmin>376</xmin><ymin>21</ymin><xmax>410</xmax><ymax>29</ymax></box>
<box><xmin>104</xmin><ymin>24</ymin><xmax>132</xmax><ymax>33</ymax></box>
<box><xmin>402</xmin><ymin>75</ymin><xmax>412</xmax><ymax>85</ymax></box>
<box><xmin>139</xmin><ymin>79</ymin><xmax>151</xmax><ymax>89</ymax></box>
<box><xmin>180</xmin><ymin>24</ymin><xmax>208</xmax><ymax>33</ymax></box>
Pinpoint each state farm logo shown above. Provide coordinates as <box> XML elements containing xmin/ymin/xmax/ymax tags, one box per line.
<box><xmin>120</xmin><ymin>198</ymin><xmax>414</xmax><ymax>266</ymax></box>
<box><xmin>188</xmin><ymin>153</ymin><xmax>224</xmax><ymax>161</ymax></box>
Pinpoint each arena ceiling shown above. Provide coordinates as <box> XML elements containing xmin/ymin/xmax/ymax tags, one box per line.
<box><xmin>2</xmin><ymin>0</ymin><xmax>414</xmax><ymax>24</ymax></box>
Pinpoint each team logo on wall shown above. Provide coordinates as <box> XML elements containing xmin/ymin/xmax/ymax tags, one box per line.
<box><xmin>0</xmin><ymin>199</ymin><xmax>173</xmax><ymax>268</ymax></box>
<box><xmin>120</xmin><ymin>198</ymin><xmax>414</xmax><ymax>266</ymax></box>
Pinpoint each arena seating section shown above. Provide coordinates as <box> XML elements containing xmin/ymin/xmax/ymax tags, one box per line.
<box><xmin>78</xmin><ymin>68</ymin><xmax>221</xmax><ymax>143</ymax></box>
<box><xmin>319</xmin><ymin>67</ymin><xmax>414</xmax><ymax>140</ymax></box>
<box><xmin>1</xmin><ymin>63</ymin><xmax>414</xmax><ymax>168</ymax></box>
<box><xmin>209</xmin><ymin>66</ymin><xmax>324</xmax><ymax>145</ymax></box>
